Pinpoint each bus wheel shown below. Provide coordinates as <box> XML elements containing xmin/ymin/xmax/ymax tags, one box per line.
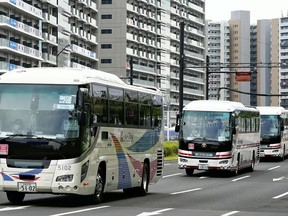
<box><xmin>88</xmin><ymin>166</ymin><xmax>105</xmax><ymax>204</ymax></box>
<box><xmin>137</xmin><ymin>162</ymin><xmax>149</xmax><ymax>196</ymax></box>
<box><xmin>249</xmin><ymin>154</ymin><xmax>255</xmax><ymax>172</ymax></box>
<box><xmin>185</xmin><ymin>168</ymin><xmax>194</xmax><ymax>176</ymax></box>
<box><xmin>6</xmin><ymin>191</ymin><xmax>25</xmax><ymax>204</ymax></box>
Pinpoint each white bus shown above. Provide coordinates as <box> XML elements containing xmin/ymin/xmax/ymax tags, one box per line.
<box><xmin>175</xmin><ymin>100</ymin><xmax>260</xmax><ymax>176</ymax></box>
<box><xmin>0</xmin><ymin>67</ymin><xmax>164</xmax><ymax>204</ymax></box>
<box><xmin>256</xmin><ymin>106</ymin><xmax>288</xmax><ymax>160</ymax></box>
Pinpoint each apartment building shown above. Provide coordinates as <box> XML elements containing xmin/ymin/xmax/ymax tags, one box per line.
<box><xmin>0</xmin><ymin>0</ymin><xmax>98</xmax><ymax>72</ymax></box>
<box><xmin>206</xmin><ymin>20</ymin><xmax>231</xmax><ymax>101</ymax></box>
<box><xmin>97</xmin><ymin>0</ymin><xmax>206</xmax><ymax>124</ymax></box>
<box><xmin>229</xmin><ymin>10</ymin><xmax>251</xmax><ymax>106</ymax></box>
<box><xmin>279</xmin><ymin>16</ymin><xmax>288</xmax><ymax>108</ymax></box>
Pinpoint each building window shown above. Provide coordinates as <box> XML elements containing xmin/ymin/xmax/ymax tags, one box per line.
<box><xmin>101</xmin><ymin>14</ymin><xmax>112</xmax><ymax>19</ymax></box>
<box><xmin>101</xmin><ymin>59</ymin><xmax>112</xmax><ymax>64</ymax></box>
<box><xmin>101</xmin><ymin>44</ymin><xmax>112</xmax><ymax>49</ymax></box>
<box><xmin>101</xmin><ymin>29</ymin><xmax>112</xmax><ymax>34</ymax></box>
<box><xmin>101</xmin><ymin>0</ymin><xmax>112</xmax><ymax>4</ymax></box>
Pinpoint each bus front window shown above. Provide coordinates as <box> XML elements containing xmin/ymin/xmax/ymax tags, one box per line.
<box><xmin>0</xmin><ymin>84</ymin><xmax>79</xmax><ymax>139</ymax></box>
<box><xmin>260</xmin><ymin>116</ymin><xmax>280</xmax><ymax>137</ymax></box>
<box><xmin>181</xmin><ymin>111</ymin><xmax>232</xmax><ymax>142</ymax></box>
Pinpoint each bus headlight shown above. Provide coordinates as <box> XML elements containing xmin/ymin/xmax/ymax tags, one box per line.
<box><xmin>56</xmin><ymin>174</ymin><xmax>74</xmax><ymax>182</ymax></box>
<box><xmin>219</xmin><ymin>160</ymin><xmax>228</xmax><ymax>164</ymax></box>
<box><xmin>81</xmin><ymin>161</ymin><xmax>89</xmax><ymax>182</ymax></box>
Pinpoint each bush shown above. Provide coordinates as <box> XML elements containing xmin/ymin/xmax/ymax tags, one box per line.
<box><xmin>164</xmin><ymin>141</ymin><xmax>178</xmax><ymax>157</ymax></box>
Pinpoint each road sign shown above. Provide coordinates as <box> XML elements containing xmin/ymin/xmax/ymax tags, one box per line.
<box><xmin>235</xmin><ymin>71</ymin><xmax>251</xmax><ymax>82</ymax></box>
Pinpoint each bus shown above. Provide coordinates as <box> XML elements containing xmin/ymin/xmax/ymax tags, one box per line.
<box><xmin>256</xmin><ymin>106</ymin><xmax>288</xmax><ymax>160</ymax></box>
<box><xmin>175</xmin><ymin>100</ymin><xmax>260</xmax><ymax>176</ymax></box>
<box><xmin>0</xmin><ymin>67</ymin><xmax>164</xmax><ymax>204</ymax></box>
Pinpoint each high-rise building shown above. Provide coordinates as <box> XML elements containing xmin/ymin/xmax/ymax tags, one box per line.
<box><xmin>97</xmin><ymin>0</ymin><xmax>206</xmax><ymax>124</ymax></box>
<box><xmin>279</xmin><ymin>16</ymin><xmax>288</xmax><ymax>108</ymax></box>
<box><xmin>256</xmin><ymin>19</ymin><xmax>272</xmax><ymax>106</ymax></box>
<box><xmin>0</xmin><ymin>0</ymin><xmax>98</xmax><ymax>72</ymax></box>
<box><xmin>229</xmin><ymin>10</ymin><xmax>251</xmax><ymax>105</ymax></box>
<box><xmin>206</xmin><ymin>20</ymin><xmax>231</xmax><ymax>100</ymax></box>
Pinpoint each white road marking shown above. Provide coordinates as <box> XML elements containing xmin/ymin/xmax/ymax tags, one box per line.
<box><xmin>170</xmin><ymin>187</ymin><xmax>202</xmax><ymax>195</ymax></box>
<box><xmin>273</xmin><ymin>176</ymin><xmax>285</xmax><ymax>182</ymax></box>
<box><xmin>162</xmin><ymin>173</ymin><xmax>182</xmax><ymax>178</ymax></box>
<box><xmin>0</xmin><ymin>206</ymin><xmax>31</xmax><ymax>212</ymax></box>
<box><xmin>273</xmin><ymin>191</ymin><xmax>288</xmax><ymax>199</ymax></box>
<box><xmin>49</xmin><ymin>206</ymin><xmax>110</xmax><ymax>216</ymax></box>
<box><xmin>136</xmin><ymin>208</ymin><xmax>174</xmax><ymax>216</ymax></box>
<box><xmin>199</xmin><ymin>176</ymin><xmax>207</xmax><ymax>179</ymax></box>
<box><xmin>231</xmin><ymin>175</ymin><xmax>250</xmax><ymax>182</ymax></box>
<box><xmin>268</xmin><ymin>165</ymin><xmax>281</xmax><ymax>171</ymax></box>
<box><xmin>221</xmin><ymin>211</ymin><xmax>240</xmax><ymax>216</ymax></box>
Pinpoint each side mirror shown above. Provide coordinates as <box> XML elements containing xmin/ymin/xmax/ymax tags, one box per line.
<box><xmin>175</xmin><ymin>113</ymin><xmax>181</xmax><ymax>132</ymax></box>
<box><xmin>76</xmin><ymin>88</ymin><xmax>89</xmax><ymax>110</ymax></box>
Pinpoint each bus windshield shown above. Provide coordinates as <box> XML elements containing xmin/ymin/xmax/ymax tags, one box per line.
<box><xmin>0</xmin><ymin>84</ymin><xmax>79</xmax><ymax>139</ymax></box>
<box><xmin>181</xmin><ymin>111</ymin><xmax>232</xmax><ymax>142</ymax></box>
<box><xmin>260</xmin><ymin>115</ymin><xmax>280</xmax><ymax>138</ymax></box>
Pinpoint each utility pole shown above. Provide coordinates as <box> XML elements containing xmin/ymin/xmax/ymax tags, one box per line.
<box><xmin>129</xmin><ymin>57</ymin><xmax>133</xmax><ymax>85</ymax></box>
<box><xmin>205</xmin><ymin>55</ymin><xmax>210</xmax><ymax>100</ymax></box>
<box><xmin>179</xmin><ymin>21</ymin><xmax>185</xmax><ymax>114</ymax></box>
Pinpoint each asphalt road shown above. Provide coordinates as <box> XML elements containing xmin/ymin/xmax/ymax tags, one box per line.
<box><xmin>1</xmin><ymin>158</ymin><xmax>288</xmax><ymax>216</ymax></box>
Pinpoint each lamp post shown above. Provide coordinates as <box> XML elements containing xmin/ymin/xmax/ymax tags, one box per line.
<box><xmin>56</xmin><ymin>44</ymin><xmax>70</xmax><ymax>67</ymax></box>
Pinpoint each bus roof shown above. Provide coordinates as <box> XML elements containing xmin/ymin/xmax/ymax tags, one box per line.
<box><xmin>0</xmin><ymin>67</ymin><xmax>162</xmax><ymax>96</ymax></box>
<box><xmin>256</xmin><ymin>106</ymin><xmax>287</xmax><ymax>115</ymax></box>
<box><xmin>183</xmin><ymin>100</ymin><xmax>253</xmax><ymax>112</ymax></box>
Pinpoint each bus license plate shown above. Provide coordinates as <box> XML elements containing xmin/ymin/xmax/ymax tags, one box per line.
<box><xmin>18</xmin><ymin>182</ymin><xmax>37</xmax><ymax>192</ymax></box>
<box><xmin>198</xmin><ymin>164</ymin><xmax>209</xmax><ymax>170</ymax></box>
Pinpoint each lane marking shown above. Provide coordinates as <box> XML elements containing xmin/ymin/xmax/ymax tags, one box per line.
<box><xmin>268</xmin><ymin>165</ymin><xmax>281</xmax><ymax>171</ymax></box>
<box><xmin>221</xmin><ymin>211</ymin><xmax>240</xmax><ymax>216</ymax></box>
<box><xmin>0</xmin><ymin>206</ymin><xmax>31</xmax><ymax>212</ymax></box>
<box><xmin>199</xmin><ymin>176</ymin><xmax>207</xmax><ymax>179</ymax></box>
<box><xmin>273</xmin><ymin>176</ymin><xmax>285</xmax><ymax>182</ymax></box>
<box><xmin>232</xmin><ymin>175</ymin><xmax>250</xmax><ymax>182</ymax></box>
<box><xmin>163</xmin><ymin>173</ymin><xmax>182</xmax><ymax>178</ymax></box>
<box><xmin>136</xmin><ymin>208</ymin><xmax>174</xmax><ymax>216</ymax></box>
<box><xmin>273</xmin><ymin>191</ymin><xmax>288</xmax><ymax>199</ymax></box>
<box><xmin>49</xmin><ymin>206</ymin><xmax>110</xmax><ymax>216</ymax></box>
<box><xmin>170</xmin><ymin>187</ymin><xmax>202</xmax><ymax>195</ymax></box>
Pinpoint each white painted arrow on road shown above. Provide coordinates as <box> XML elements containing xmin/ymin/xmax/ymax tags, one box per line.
<box><xmin>0</xmin><ymin>206</ymin><xmax>31</xmax><ymax>212</ymax></box>
<box><xmin>273</xmin><ymin>176</ymin><xmax>286</xmax><ymax>182</ymax></box>
<box><xmin>136</xmin><ymin>208</ymin><xmax>174</xmax><ymax>216</ymax></box>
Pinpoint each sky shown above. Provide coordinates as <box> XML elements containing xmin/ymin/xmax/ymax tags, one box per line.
<box><xmin>205</xmin><ymin>0</ymin><xmax>288</xmax><ymax>24</ymax></box>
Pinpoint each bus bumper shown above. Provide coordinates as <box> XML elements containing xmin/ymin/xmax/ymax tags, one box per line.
<box><xmin>178</xmin><ymin>156</ymin><xmax>233</xmax><ymax>171</ymax></box>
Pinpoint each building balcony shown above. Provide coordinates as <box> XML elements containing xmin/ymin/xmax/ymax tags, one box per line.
<box><xmin>0</xmin><ymin>15</ymin><xmax>42</xmax><ymax>40</ymax></box>
<box><xmin>42</xmin><ymin>0</ymin><xmax>57</xmax><ymax>7</ymax></box>
<box><xmin>1</xmin><ymin>0</ymin><xmax>43</xmax><ymax>20</ymax></box>
<box><xmin>70</xmin><ymin>62</ymin><xmax>91</xmax><ymax>69</ymax></box>
<box><xmin>42</xmin><ymin>52</ymin><xmax>56</xmax><ymax>64</ymax></box>
<box><xmin>70</xmin><ymin>44</ymin><xmax>97</xmax><ymax>61</ymax></box>
<box><xmin>0</xmin><ymin>61</ymin><xmax>23</xmax><ymax>73</ymax></box>
<box><xmin>42</xmin><ymin>32</ymin><xmax>57</xmax><ymax>45</ymax></box>
<box><xmin>85</xmin><ymin>0</ymin><xmax>97</xmax><ymax>12</ymax></box>
<box><xmin>0</xmin><ymin>38</ymin><xmax>42</xmax><ymax>60</ymax></box>
<box><xmin>42</xmin><ymin>13</ymin><xmax>57</xmax><ymax>26</ymax></box>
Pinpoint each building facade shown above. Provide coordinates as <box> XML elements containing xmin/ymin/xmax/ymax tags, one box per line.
<box><xmin>206</xmin><ymin>20</ymin><xmax>231</xmax><ymax>101</ymax></box>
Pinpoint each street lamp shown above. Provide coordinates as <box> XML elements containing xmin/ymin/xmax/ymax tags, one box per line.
<box><xmin>56</xmin><ymin>44</ymin><xmax>70</xmax><ymax>67</ymax></box>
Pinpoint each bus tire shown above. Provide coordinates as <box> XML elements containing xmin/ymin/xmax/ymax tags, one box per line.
<box><xmin>185</xmin><ymin>168</ymin><xmax>194</xmax><ymax>176</ymax></box>
<box><xmin>88</xmin><ymin>166</ymin><xmax>105</xmax><ymax>204</ymax></box>
<box><xmin>137</xmin><ymin>162</ymin><xmax>149</xmax><ymax>196</ymax></box>
<box><xmin>249</xmin><ymin>153</ymin><xmax>255</xmax><ymax>172</ymax></box>
<box><xmin>6</xmin><ymin>191</ymin><xmax>25</xmax><ymax>204</ymax></box>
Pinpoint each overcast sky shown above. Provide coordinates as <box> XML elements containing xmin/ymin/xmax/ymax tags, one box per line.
<box><xmin>205</xmin><ymin>0</ymin><xmax>287</xmax><ymax>24</ymax></box>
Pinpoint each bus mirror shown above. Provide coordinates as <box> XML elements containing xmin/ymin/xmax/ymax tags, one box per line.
<box><xmin>76</xmin><ymin>88</ymin><xmax>88</xmax><ymax>109</ymax></box>
<box><xmin>78</xmin><ymin>110</ymin><xmax>87</xmax><ymax>125</ymax></box>
<box><xmin>175</xmin><ymin>113</ymin><xmax>180</xmax><ymax>132</ymax></box>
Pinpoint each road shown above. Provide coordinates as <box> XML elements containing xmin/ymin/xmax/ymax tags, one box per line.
<box><xmin>1</xmin><ymin>159</ymin><xmax>288</xmax><ymax>216</ymax></box>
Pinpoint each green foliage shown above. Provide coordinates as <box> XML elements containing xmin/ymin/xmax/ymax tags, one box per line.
<box><xmin>164</xmin><ymin>141</ymin><xmax>178</xmax><ymax>159</ymax></box>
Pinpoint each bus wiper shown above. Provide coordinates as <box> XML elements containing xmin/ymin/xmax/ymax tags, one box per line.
<box><xmin>0</xmin><ymin>133</ymin><xmax>30</xmax><ymax>141</ymax></box>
